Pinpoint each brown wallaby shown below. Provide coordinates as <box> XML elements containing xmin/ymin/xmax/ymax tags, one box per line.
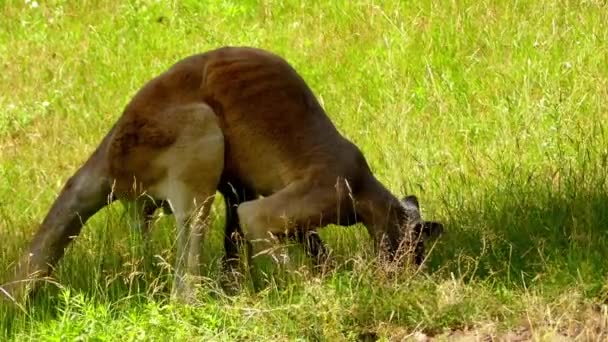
<box><xmin>2</xmin><ymin>46</ymin><xmax>443</xmax><ymax>304</ymax></box>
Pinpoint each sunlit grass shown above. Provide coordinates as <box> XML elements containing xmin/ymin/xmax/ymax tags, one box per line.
<box><xmin>1</xmin><ymin>0</ymin><xmax>608</xmax><ymax>340</ymax></box>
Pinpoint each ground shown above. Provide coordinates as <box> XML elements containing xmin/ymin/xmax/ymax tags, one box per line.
<box><xmin>1</xmin><ymin>0</ymin><xmax>607</xmax><ymax>340</ymax></box>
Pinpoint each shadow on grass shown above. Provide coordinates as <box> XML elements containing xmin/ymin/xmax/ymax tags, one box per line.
<box><xmin>427</xmin><ymin>168</ymin><xmax>608</xmax><ymax>299</ymax></box>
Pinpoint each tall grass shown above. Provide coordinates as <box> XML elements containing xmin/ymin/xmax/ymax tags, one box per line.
<box><xmin>1</xmin><ymin>0</ymin><xmax>607</xmax><ymax>340</ymax></box>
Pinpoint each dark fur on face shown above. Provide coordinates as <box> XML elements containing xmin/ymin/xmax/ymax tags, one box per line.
<box><xmin>400</xmin><ymin>195</ymin><xmax>444</xmax><ymax>265</ymax></box>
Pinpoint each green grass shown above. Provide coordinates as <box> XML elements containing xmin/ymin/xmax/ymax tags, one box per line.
<box><xmin>1</xmin><ymin>0</ymin><xmax>608</xmax><ymax>340</ymax></box>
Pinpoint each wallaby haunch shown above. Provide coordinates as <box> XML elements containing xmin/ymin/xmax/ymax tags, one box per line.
<box><xmin>2</xmin><ymin>46</ymin><xmax>443</xmax><ymax>304</ymax></box>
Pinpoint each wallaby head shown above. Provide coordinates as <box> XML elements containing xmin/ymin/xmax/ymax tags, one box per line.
<box><xmin>398</xmin><ymin>195</ymin><xmax>444</xmax><ymax>265</ymax></box>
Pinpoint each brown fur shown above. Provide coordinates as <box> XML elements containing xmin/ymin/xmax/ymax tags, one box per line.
<box><xmin>2</xmin><ymin>46</ymin><xmax>442</xmax><ymax>304</ymax></box>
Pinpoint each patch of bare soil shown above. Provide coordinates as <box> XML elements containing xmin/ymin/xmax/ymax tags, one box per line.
<box><xmin>366</xmin><ymin>304</ymin><xmax>608</xmax><ymax>342</ymax></box>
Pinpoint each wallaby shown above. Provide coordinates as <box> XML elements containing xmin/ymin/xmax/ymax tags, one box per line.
<box><xmin>2</xmin><ymin>46</ymin><xmax>443</xmax><ymax>304</ymax></box>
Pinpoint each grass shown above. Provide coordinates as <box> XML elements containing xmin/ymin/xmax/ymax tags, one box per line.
<box><xmin>1</xmin><ymin>0</ymin><xmax>608</xmax><ymax>340</ymax></box>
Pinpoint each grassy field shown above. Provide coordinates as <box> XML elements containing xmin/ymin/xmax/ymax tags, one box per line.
<box><xmin>1</xmin><ymin>0</ymin><xmax>608</xmax><ymax>340</ymax></box>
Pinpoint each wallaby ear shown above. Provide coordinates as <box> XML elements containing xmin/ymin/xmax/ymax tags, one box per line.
<box><xmin>401</xmin><ymin>195</ymin><xmax>420</xmax><ymax>211</ymax></box>
<box><xmin>422</xmin><ymin>221</ymin><xmax>444</xmax><ymax>239</ymax></box>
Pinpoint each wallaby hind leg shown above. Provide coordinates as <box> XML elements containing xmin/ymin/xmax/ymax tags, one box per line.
<box><xmin>217</xmin><ymin>180</ymin><xmax>255</xmax><ymax>290</ymax></box>
<box><xmin>135</xmin><ymin>104</ymin><xmax>224</xmax><ymax>303</ymax></box>
<box><xmin>158</xmin><ymin>183</ymin><xmax>218</xmax><ymax>302</ymax></box>
<box><xmin>3</xmin><ymin>149</ymin><xmax>114</xmax><ymax>303</ymax></box>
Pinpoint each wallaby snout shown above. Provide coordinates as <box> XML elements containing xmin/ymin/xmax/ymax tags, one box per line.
<box><xmin>400</xmin><ymin>195</ymin><xmax>445</xmax><ymax>265</ymax></box>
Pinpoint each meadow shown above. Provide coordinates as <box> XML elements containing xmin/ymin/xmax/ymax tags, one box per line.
<box><xmin>1</xmin><ymin>0</ymin><xmax>608</xmax><ymax>340</ymax></box>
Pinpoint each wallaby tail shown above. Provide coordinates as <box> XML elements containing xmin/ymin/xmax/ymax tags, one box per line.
<box><xmin>1</xmin><ymin>145</ymin><xmax>115</xmax><ymax>303</ymax></box>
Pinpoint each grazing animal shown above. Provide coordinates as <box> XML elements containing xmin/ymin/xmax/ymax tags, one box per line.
<box><xmin>2</xmin><ymin>46</ymin><xmax>443</xmax><ymax>304</ymax></box>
